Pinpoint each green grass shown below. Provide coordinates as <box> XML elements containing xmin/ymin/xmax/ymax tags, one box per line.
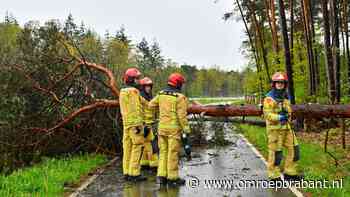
<box><xmin>0</xmin><ymin>153</ymin><xmax>108</xmax><ymax>197</ymax></box>
<box><xmin>236</xmin><ymin>124</ymin><xmax>350</xmax><ymax>197</ymax></box>
<box><xmin>230</xmin><ymin>99</ymin><xmax>245</xmax><ymax>105</ymax></box>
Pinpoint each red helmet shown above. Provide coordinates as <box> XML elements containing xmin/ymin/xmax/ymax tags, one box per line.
<box><xmin>271</xmin><ymin>72</ymin><xmax>288</xmax><ymax>88</ymax></box>
<box><xmin>123</xmin><ymin>68</ymin><xmax>141</xmax><ymax>83</ymax></box>
<box><xmin>272</xmin><ymin>72</ymin><xmax>288</xmax><ymax>82</ymax></box>
<box><xmin>140</xmin><ymin>77</ymin><xmax>153</xmax><ymax>86</ymax></box>
<box><xmin>168</xmin><ymin>73</ymin><xmax>185</xmax><ymax>87</ymax></box>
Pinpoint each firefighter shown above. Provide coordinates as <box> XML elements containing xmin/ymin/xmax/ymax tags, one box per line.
<box><xmin>139</xmin><ymin>77</ymin><xmax>159</xmax><ymax>171</ymax></box>
<box><xmin>263</xmin><ymin>72</ymin><xmax>302</xmax><ymax>181</ymax></box>
<box><xmin>149</xmin><ymin>73</ymin><xmax>191</xmax><ymax>186</ymax></box>
<box><xmin>119</xmin><ymin>68</ymin><xmax>147</xmax><ymax>182</ymax></box>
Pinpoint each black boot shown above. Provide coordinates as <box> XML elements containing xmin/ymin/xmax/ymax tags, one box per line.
<box><xmin>283</xmin><ymin>174</ymin><xmax>304</xmax><ymax>181</ymax></box>
<box><xmin>141</xmin><ymin>165</ymin><xmax>150</xmax><ymax>171</ymax></box>
<box><xmin>149</xmin><ymin>166</ymin><xmax>157</xmax><ymax>173</ymax></box>
<box><xmin>167</xmin><ymin>178</ymin><xmax>186</xmax><ymax>187</ymax></box>
<box><xmin>157</xmin><ymin>176</ymin><xmax>167</xmax><ymax>185</ymax></box>
<box><xmin>129</xmin><ymin>175</ymin><xmax>147</xmax><ymax>182</ymax></box>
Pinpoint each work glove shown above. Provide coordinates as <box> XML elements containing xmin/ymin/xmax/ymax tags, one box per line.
<box><xmin>278</xmin><ymin>113</ymin><xmax>288</xmax><ymax>124</ymax></box>
<box><xmin>181</xmin><ymin>133</ymin><xmax>192</xmax><ymax>160</ymax></box>
<box><xmin>143</xmin><ymin>126</ymin><xmax>151</xmax><ymax>138</ymax></box>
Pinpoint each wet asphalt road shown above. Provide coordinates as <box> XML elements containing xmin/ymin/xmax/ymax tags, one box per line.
<box><xmin>76</xmin><ymin>123</ymin><xmax>296</xmax><ymax>197</ymax></box>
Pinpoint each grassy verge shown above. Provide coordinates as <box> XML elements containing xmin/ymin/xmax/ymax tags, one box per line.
<box><xmin>236</xmin><ymin>124</ymin><xmax>350</xmax><ymax>197</ymax></box>
<box><xmin>0</xmin><ymin>153</ymin><xmax>108</xmax><ymax>197</ymax></box>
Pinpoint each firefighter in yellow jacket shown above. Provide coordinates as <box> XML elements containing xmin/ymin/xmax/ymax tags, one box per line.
<box><xmin>119</xmin><ymin>68</ymin><xmax>147</xmax><ymax>182</ymax></box>
<box><xmin>149</xmin><ymin>73</ymin><xmax>191</xmax><ymax>186</ymax></box>
<box><xmin>263</xmin><ymin>72</ymin><xmax>302</xmax><ymax>181</ymax></box>
<box><xmin>139</xmin><ymin>77</ymin><xmax>159</xmax><ymax>171</ymax></box>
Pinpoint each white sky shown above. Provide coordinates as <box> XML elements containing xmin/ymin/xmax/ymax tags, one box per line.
<box><xmin>1</xmin><ymin>0</ymin><xmax>247</xmax><ymax>71</ymax></box>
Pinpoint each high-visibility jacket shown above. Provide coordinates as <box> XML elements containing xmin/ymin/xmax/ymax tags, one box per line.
<box><xmin>140</xmin><ymin>91</ymin><xmax>156</xmax><ymax>125</ymax></box>
<box><xmin>140</xmin><ymin>91</ymin><xmax>156</xmax><ymax>141</ymax></box>
<box><xmin>144</xmin><ymin>100</ymin><xmax>156</xmax><ymax>125</ymax></box>
<box><xmin>149</xmin><ymin>87</ymin><xmax>191</xmax><ymax>138</ymax></box>
<box><xmin>119</xmin><ymin>86</ymin><xmax>145</xmax><ymax>129</ymax></box>
<box><xmin>263</xmin><ymin>90</ymin><xmax>292</xmax><ymax>130</ymax></box>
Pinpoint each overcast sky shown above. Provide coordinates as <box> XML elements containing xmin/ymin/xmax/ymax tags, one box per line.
<box><xmin>1</xmin><ymin>0</ymin><xmax>247</xmax><ymax>71</ymax></box>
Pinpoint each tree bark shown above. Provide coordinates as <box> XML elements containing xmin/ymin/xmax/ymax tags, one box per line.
<box><xmin>270</xmin><ymin>0</ymin><xmax>279</xmax><ymax>52</ymax></box>
<box><xmin>309</xmin><ymin>0</ymin><xmax>320</xmax><ymax>90</ymax></box>
<box><xmin>321</xmin><ymin>0</ymin><xmax>336</xmax><ymax>104</ymax></box>
<box><xmin>265</xmin><ymin>0</ymin><xmax>275</xmax><ymax>49</ymax></box>
<box><xmin>291</xmin><ymin>0</ymin><xmax>304</xmax><ymax>130</ymax></box>
<box><xmin>290</xmin><ymin>0</ymin><xmax>294</xmax><ymax>62</ymax></box>
<box><xmin>188</xmin><ymin>104</ymin><xmax>350</xmax><ymax>119</ymax></box>
<box><xmin>265</xmin><ymin>0</ymin><xmax>280</xmax><ymax>54</ymax></box>
<box><xmin>278</xmin><ymin>0</ymin><xmax>296</xmax><ymax>104</ymax></box>
<box><xmin>345</xmin><ymin>0</ymin><xmax>350</xmax><ymax>95</ymax></box>
<box><xmin>301</xmin><ymin>0</ymin><xmax>316</xmax><ymax>96</ymax></box>
<box><xmin>236</xmin><ymin>0</ymin><xmax>264</xmax><ymax>96</ymax></box>
<box><xmin>331</xmin><ymin>0</ymin><xmax>341</xmax><ymax>103</ymax></box>
<box><xmin>301</xmin><ymin>0</ymin><xmax>313</xmax><ymax>95</ymax></box>
<box><xmin>340</xmin><ymin>0</ymin><xmax>346</xmax><ymax>97</ymax></box>
<box><xmin>248</xmin><ymin>1</ymin><xmax>271</xmax><ymax>80</ymax></box>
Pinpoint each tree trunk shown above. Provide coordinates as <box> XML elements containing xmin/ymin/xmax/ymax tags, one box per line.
<box><xmin>235</xmin><ymin>0</ymin><xmax>264</xmax><ymax>96</ymax></box>
<box><xmin>277</xmin><ymin>0</ymin><xmax>296</xmax><ymax>104</ymax></box>
<box><xmin>301</xmin><ymin>0</ymin><xmax>314</xmax><ymax>96</ymax></box>
<box><xmin>291</xmin><ymin>0</ymin><xmax>304</xmax><ymax>130</ymax></box>
<box><xmin>309</xmin><ymin>0</ymin><xmax>320</xmax><ymax>90</ymax></box>
<box><xmin>290</xmin><ymin>0</ymin><xmax>294</xmax><ymax>61</ymax></box>
<box><xmin>306</xmin><ymin>0</ymin><xmax>317</xmax><ymax>95</ymax></box>
<box><xmin>188</xmin><ymin>104</ymin><xmax>350</xmax><ymax>119</ymax></box>
<box><xmin>321</xmin><ymin>0</ymin><xmax>336</xmax><ymax>104</ymax></box>
<box><xmin>248</xmin><ymin>1</ymin><xmax>271</xmax><ymax>80</ymax></box>
<box><xmin>265</xmin><ymin>0</ymin><xmax>275</xmax><ymax>50</ymax></box>
<box><xmin>265</xmin><ymin>0</ymin><xmax>279</xmax><ymax>54</ymax></box>
<box><xmin>302</xmin><ymin>0</ymin><xmax>317</xmax><ymax>96</ymax></box>
<box><xmin>340</xmin><ymin>0</ymin><xmax>346</xmax><ymax>97</ymax></box>
<box><xmin>345</xmin><ymin>0</ymin><xmax>350</xmax><ymax>96</ymax></box>
<box><xmin>270</xmin><ymin>0</ymin><xmax>279</xmax><ymax>52</ymax></box>
<box><xmin>331</xmin><ymin>0</ymin><xmax>341</xmax><ymax>103</ymax></box>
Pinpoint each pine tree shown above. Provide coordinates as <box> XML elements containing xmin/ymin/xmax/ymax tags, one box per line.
<box><xmin>79</xmin><ymin>22</ymin><xmax>86</xmax><ymax>38</ymax></box>
<box><xmin>63</xmin><ymin>14</ymin><xmax>77</xmax><ymax>37</ymax></box>
<box><xmin>136</xmin><ymin>38</ymin><xmax>151</xmax><ymax>70</ymax></box>
<box><xmin>4</xmin><ymin>11</ymin><xmax>18</xmax><ymax>25</ymax></box>
<box><xmin>115</xmin><ymin>26</ymin><xmax>130</xmax><ymax>45</ymax></box>
<box><xmin>150</xmin><ymin>40</ymin><xmax>164</xmax><ymax>69</ymax></box>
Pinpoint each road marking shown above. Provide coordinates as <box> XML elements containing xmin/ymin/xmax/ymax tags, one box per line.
<box><xmin>238</xmin><ymin>134</ymin><xmax>304</xmax><ymax>197</ymax></box>
<box><xmin>69</xmin><ymin>157</ymin><xmax>118</xmax><ymax>197</ymax></box>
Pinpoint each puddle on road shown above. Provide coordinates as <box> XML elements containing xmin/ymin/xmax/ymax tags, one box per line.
<box><xmin>77</xmin><ymin>122</ymin><xmax>297</xmax><ymax>197</ymax></box>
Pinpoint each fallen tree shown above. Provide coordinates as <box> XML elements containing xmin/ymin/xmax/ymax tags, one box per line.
<box><xmin>188</xmin><ymin>104</ymin><xmax>350</xmax><ymax>119</ymax></box>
